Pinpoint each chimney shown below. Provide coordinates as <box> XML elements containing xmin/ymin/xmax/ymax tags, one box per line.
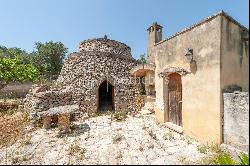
<box><xmin>147</xmin><ymin>22</ymin><xmax>163</xmax><ymax>64</ymax></box>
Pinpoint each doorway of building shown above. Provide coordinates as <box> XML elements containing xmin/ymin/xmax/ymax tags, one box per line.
<box><xmin>168</xmin><ymin>73</ymin><xmax>182</xmax><ymax>126</ymax></box>
<box><xmin>98</xmin><ymin>80</ymin><xmax>114</xmax><ymax>111</ymax></box>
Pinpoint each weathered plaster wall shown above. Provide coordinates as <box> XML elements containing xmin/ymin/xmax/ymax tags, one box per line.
<box><xmin>220</xmin><ymin>16</ymin><xmax>249</xmax><ymax>92</ymax></box>
<box><xmin>223</xmin><ymin>92</ymin><xmax>249</xmax><ymax>152</ymax></box>
<box><xmin>147</xmin><ymin>24</ymin><xmax>163</xmax><ymax>64</ymax></box>
<box><xmin>153</xmin><ymin>16</ymin><xmax>222</xmax><ymax>144</ymax></box>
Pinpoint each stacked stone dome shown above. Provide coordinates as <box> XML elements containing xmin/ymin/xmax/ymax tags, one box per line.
<box><xmin>79</xmin><ymin>37</ymin><xmax>132</xmax><ymax>59</ymax></box>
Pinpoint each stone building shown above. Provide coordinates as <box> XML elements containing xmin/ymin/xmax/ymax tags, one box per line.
<box><xmin>57</xmin><ymin>37</ymin><xmax>140</xmax><ymax>112</ymax></box>
<box><xmin>25</xmin><ymin>10</ymin><xmax>248</xmax><ymax>147</ymax></box>
<box><xmin>25</xmin><ymin>37</ymin><xmax>141</xmax><ymax>120</ymax></box>
<box><xmin>131</xmin><ymin>11</ymin><xmax>249</xmax><ymax>144</ymax></box>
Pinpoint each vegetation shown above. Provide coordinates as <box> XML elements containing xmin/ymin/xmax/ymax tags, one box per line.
<box><xmin>0</xmin><ymin>107</ymin><xmax>30</xmax><ymax>148</ymax></box>
<box><xmin>33</xmin><ymin>41</ymin><xmax>68</xmax><ymax>79</ymax></box>
<box><xmin>0</xmin><ymin>41</ymin><xmax>68</xmax><ymax>90</ymax></box>
<box><xmin>214</xmin><ymin>152</ymin><xmax>249</xmax><ymax>165</ymax></box>
<box><xmin>68</xmin><ymin>143</ymin><xmax>86</xmax><ymax>156</ymax></box>
<box><xmin>0</xmin><ymin>57</ymin><xmax>40</xmax><ymax>89</ymax></box>
<box><xmin>0</xmin><ymin>99</ymin><xmax>20</xmax><ymax>113</ymax></box>
<box><xmin>197</xmin><ymin>144</ymin><xmax>208</xmax><ymax>154</ymax></box>
<box><xmin>137</xmin><ymin>53</ymin><xmax>147</xmax><ymax>64</ymax></box>
<box><xmin>112</xmin><ymin>110</ymin><xmax>128</xmax><ymax>121</ymax></box>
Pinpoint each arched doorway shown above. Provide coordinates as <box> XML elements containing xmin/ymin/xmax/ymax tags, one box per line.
<box><xmin>168</xmin><ymin>73</ymin><xmax>182</xmax><ymax>126</ymax></box>
<box><xmin>98</xmin><ymin>80</ymin><xmax>114</xmax><ymax>111</ymax></box>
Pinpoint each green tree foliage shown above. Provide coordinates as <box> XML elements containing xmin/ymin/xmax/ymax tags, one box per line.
<box><xmin>0</xmin><ymin>41</ymin><xmax>68</xmax><ymax>80</ymax></box>
<box><xmin>0</xmin><ymin>57</ymin><xmax>40</xmax><ymax>89</ymax></box>
<box><xmin>34</xmin><ymin>41</ymin><xmax>68</xmax><ymax>79</ymax></box>
<box><xmin>137</xmin><ymin>53</ymin><xmax>147</xmax><ymax>64</ymax></box>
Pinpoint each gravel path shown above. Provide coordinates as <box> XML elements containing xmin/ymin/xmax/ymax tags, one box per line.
<box><xmin>0</xmin><ymin>114</ymin><xmax>215</xmax><ymax>165</ymax></box>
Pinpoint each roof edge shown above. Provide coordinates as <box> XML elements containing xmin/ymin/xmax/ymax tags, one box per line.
<box><xmin>155</xmin><ymin>10</ymin><xmax>249</xmax><ymax>46</ymax></box>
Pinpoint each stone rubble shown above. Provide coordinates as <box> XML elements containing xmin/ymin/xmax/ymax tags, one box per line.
<box><xmin>0</xmin><ymin>115</ymin><xmax>216</xmax><ymax>165</ymax></box>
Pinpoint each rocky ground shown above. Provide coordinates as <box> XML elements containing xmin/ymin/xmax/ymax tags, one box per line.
<box><xmin>0</xmin><ymin>114</ymin><xmax>217</xmax><ymax>165</ymax></box>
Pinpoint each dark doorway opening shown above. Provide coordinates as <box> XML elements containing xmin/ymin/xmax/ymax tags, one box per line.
<box><xmin>98</xmin><ymin>80</ymin><xmax>114</xmax><ymax>111</ymax></box>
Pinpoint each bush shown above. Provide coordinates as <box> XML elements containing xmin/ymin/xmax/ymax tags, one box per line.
<box><xmin>214</xmin><ymin>152</ymin><xmax>249</xmax><ymax>165</ymax></box>
<box><xmin>112</xmin><ymin>110</ymin><xmax>128</xmax><ymax>122</ymax></box>
<box><xmin>197</xmin><ymin>145</ymin><xmax>207</xmax><ymax>154</ymax></box>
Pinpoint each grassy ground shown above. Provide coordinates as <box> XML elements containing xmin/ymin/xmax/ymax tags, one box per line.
<box><xmin>0</xmin><ymin>99</ymin><xmax>31</xmax><ymax>148</ymax></box>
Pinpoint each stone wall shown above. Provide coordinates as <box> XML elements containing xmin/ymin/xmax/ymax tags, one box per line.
<box><xmin>79</xmin><ymin>38</ymin><xmax>132</xmax><ymax>59</ymax></box>
<box><xmin>25</xmin><ymin>38</ymin><xmax>142</xmax><ymax>118</ymax></box>
<box><xmin>0</xmin><ymin>82</ymin><xmax>33</xmax><ymax>99</ymax></box>
<box><xmin>24</xmin><ymin>84</ymin><xmax>76</xmax><ymax>112</ymax></box>
<box><xmin>223</xmin><ymin>92</ymin><xmax>249</xmax><ymax>152</ymax></box>
<box><xmin>57</xmin><ymin>50</ymin><xmax>140</xmax><ymax>113</ymax></box>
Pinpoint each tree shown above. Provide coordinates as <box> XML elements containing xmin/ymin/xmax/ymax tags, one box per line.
<box><xmin>0</xmin><ymin>57</ymin><xmax>40</xmax><ymax>89</ymax></box>
<box><xmin>0</xmin><ymin>45</ymin><xmax>32</xmax><ymax>64</ymax></box>
<box><xmin>34</xmin><ymin>41</ymin><xmax>68</xmax><ymax>79</ymax></box>
<box><xmin>137</xmin><ymin>53</ymin><xmax>147</xmax><ymax>64</ymax></box>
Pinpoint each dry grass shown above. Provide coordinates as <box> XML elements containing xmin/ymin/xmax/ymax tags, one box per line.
<box><xmin>0</xmin><ymin>107</ymin><xmax>30</xmax><ymax>148</ymax></box>
<box><xmin>113</xmin><ymin>134</ymin><xmax>124</xmax><ymax>143</ymax></box>
<box><xmin>111</xmin><ymin>110</ymin><xmax>128</xmax><ymax>122</ymax></box>
<box><xmin>0</xmin><ymin>100</ymin><xmax>20</xmax><ymax>112</ymax></box>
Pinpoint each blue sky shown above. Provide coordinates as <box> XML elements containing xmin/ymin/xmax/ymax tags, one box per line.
<box><xmin>0</xmin><ymin>0</ymin><xmax>249</xmax><ymax>59</ymax></box>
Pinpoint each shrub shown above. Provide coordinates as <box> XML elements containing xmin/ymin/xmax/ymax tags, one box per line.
<box><xmin>68</xmin><ymin>144</ymin><xmax>85</xmax><ymax>155</ymax></box>
<box><xmin>214</xmin><ymin>152</ymin><xmax>249</xmax><ymax>165</ymax></box>
<box><xmin>238</xmin><ymin>153</ymin><xmax>249</xmax><ymax>165</ymax></box>
<box><xmin>214</xmin><ymin>152</ymin><xmax>236</xmax><ymax>165</ymax></box>
<box><xmin>112</xmin><ymin>110</ymin><xmax>128</xmax><ymax>122</ymax></box>
<box><xmin>197</xmin><ymin>145</ymin><xmax>207</xmax><ymax>154</ymax></box>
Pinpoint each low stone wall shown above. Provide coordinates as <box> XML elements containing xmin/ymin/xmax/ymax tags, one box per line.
<box><xmin>0</xmin><ymin>82</ymin><xmax>33</xmax><ymax>99</ymax></box>
<box><xmin>223</xmin><ymin>92</ymin><xmax>249</xmax><ymax>152</ymax></box>
<box><xmin>24</xmin><ymin>84</ymin><xmax>84</xmax><ymax>120</ymax></box>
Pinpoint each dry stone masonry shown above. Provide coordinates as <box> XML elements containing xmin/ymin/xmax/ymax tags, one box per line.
<box><xmin>24</xmin><ymin>37</ymin><xmax>142</xmax><ymax>122</ymax></box>
<box><xmin>57</xmin><ymin>37</ymin><xmax>141</xmax><ymax>113</ymax></box>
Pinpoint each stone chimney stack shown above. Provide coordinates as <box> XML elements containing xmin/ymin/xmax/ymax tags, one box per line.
<box><xmin>147</xmin><ymin>22</ymin><xmax>163</xmax><ymax>64</ymax></box>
